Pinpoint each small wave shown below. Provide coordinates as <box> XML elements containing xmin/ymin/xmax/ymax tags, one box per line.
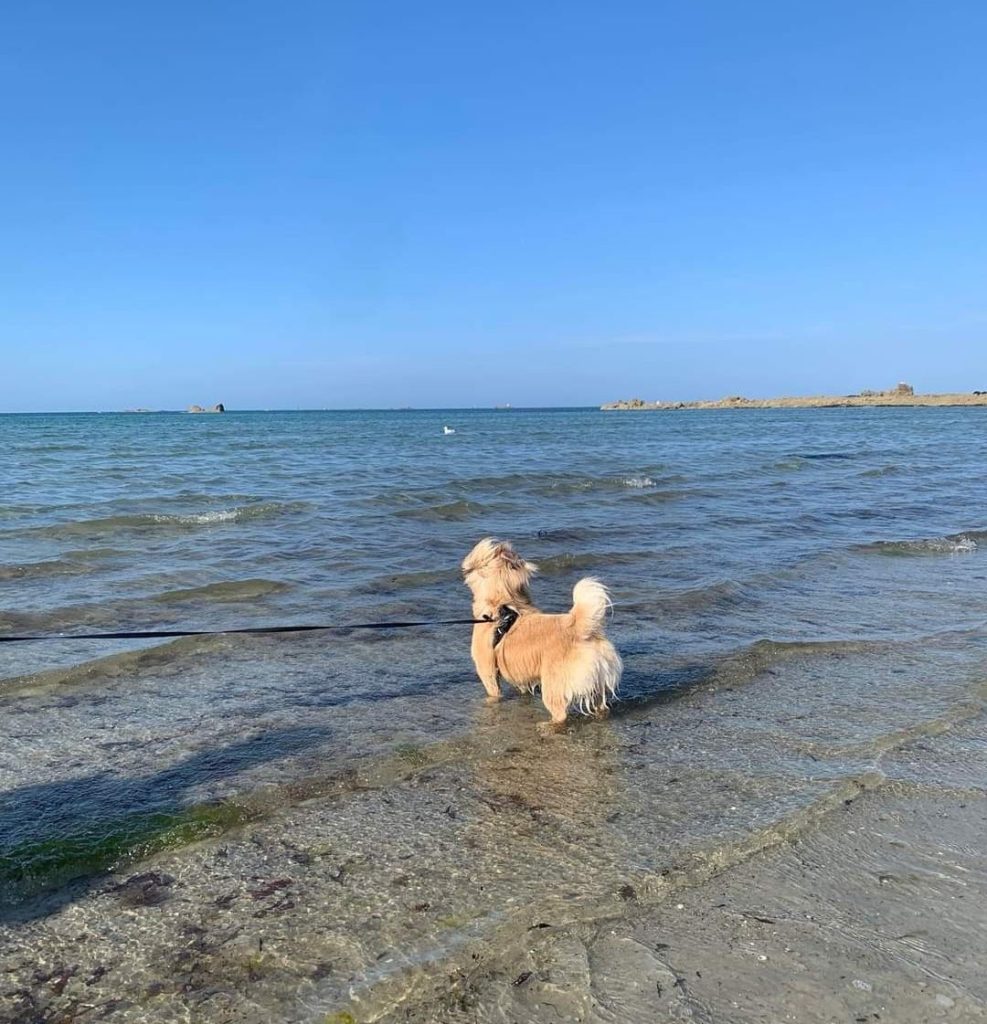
<box><xmin>535</xmin><ymin>550</ymin><xmax>653</xmax><ymax>576</ymax></box>
<box><xmin>63</xmin><ymin>547</ymin><xmax>130</xmax><ymax>562</ymax></box>
<box><xmin>355</xmin><ymin>568</ymin><xmax>459</xmax><ymax>595</ymax></box>
<box><xmin>15</xmin><ymin>442</ymin><xmax>90</xmax><ymax>453</ymax></box>
<box><xmin>0</xmin><ymin>504</ymin><xmax>45</xmax><ymax>521</ymax></box>
<box><xmin>856</xmin><ymin>531</ymin><xmax>984</xmax><ymax>556</ymax></box>
<box><xmin>394</xmin><ymin>500</ymin><xmax>485</xmax><ymax>522</ymax></box>
<box><xmin>625</xmin><ymin>488</ymin><xmax>693</xmax><ymax>504</ymax></box>
<box><xmin>535</xmin><ymin>474</ymin><xmax>684</xmax><ymax>498</ymax></box>
<box><xmin>656</xmin><ymin>637</ymin><xmax>887</xmax><ymax>700</ymax></box>
<box><xmin>371</xmin><ymin>471</ymin><xmax>679</xmax><ymax>506</ymax></box>
<box><xmin>0</xmin><ymin>635</ymin><xmax>228</xmax><ymax>698</ymax></box>
<box><xmin>151</xmin><ymin>579</ymin><xmax>291</xmax><ymax>604</ymax></box>
<box><xmin>0</xmin><ymin>559</ymin><xmax>93</xmax><ymax>582</ymax></box>
<box><xmin>621</xmin><ymin>579</ymin><xmax>751</xmax><ymax>618</ymax></box>
<box><xmin>662</xmin><ymin>579</ymin><xmax>750</xmax><ymax>612</ymax></box>
<box><xmin>858</xmin><ymin>465</ymin><xmax>902</xmax><ymax>478</ymax></box>
<box><xmin>793</xmin><ymin>452</ymin><xmax>854</xmax><ymax>461</ymax></box>
<box><xmin>535</xmin><ymin>527</ymin><xmax>596</xmax><ymax>543</ymax></box>
<box><xmin>30</xmin><ymin>502</ymin><xmax>303</xmax><ymax>538</ymax></box>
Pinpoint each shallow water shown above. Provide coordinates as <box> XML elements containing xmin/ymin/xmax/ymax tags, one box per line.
<box><xmin>2</xmin><ymin>407</ymin><xmax>987</xmax><ymax>1018</ymax></box>
<box><xmin>2</xmin><ymin>408</ymin><xmax>987</xmax><ymax>886</ymax></box>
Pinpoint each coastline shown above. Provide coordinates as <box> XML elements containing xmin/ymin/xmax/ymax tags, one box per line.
<box><xmin>602</xmin><ymin>390</ymin><xmax>987</xmax><ymax>410</ymax></box>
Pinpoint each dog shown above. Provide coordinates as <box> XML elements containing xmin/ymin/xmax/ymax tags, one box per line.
<box><xmin>461</xmin><ymin>538</ymin><xmax>622</xmax><ymax>733</ymax></box>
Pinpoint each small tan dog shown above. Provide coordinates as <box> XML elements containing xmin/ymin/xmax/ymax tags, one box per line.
<box><xmin>462</xmin><ymin>538</ymin><xmax>622</xmax><ymax>733</ymax></box>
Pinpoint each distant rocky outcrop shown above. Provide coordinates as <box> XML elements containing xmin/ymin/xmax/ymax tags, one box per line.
<box><xmin>186</xmin><ymin>403</ymin><xmax>226</xmax><ymax>414</ymax></box>
<box><xmin>602</xmin><ymin>384</ymin><xmax>987</xmax><ymax>411</ymax></box>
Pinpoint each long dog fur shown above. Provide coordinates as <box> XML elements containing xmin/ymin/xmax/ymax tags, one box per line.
<box><xmin>462</xmin><ymin>538</ymin><xmax>622</xmax><ymax>732</ymax></box>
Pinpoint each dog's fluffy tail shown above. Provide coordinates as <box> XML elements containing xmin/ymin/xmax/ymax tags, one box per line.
<box><xmin>565</xmin><ymin>577</ymin><xmax>621</xmax><ymax>714</ymax></box>
<box><xmin>567</xmin><ymin>640</ymin><xmax>622</xmax><ymax>715</ymax></box>
<box><xmin>570</xmin><ymin>577</ymin><xmax>613</xmax><ymax>639</ymax></box>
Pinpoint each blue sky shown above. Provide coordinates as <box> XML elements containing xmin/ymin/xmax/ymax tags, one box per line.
<box><xmin>1</xmin><ymin>1</ymin><xmax>985</xmax><ymax>410</ymax></box>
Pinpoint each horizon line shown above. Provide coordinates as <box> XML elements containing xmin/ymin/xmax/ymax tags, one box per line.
<box><xmin>0</xmin><ymin>405</ymin><xmax>598</xmax><ymax>415</ymax></box>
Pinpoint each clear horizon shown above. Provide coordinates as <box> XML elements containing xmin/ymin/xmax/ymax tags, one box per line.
<box><xmin>2</xmin><ymin>2</ymin><xmax>985</xmax><ymax>413</ymax></box>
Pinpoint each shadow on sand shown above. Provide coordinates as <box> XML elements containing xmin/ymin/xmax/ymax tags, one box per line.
<box><xmin>0</xmin><ymin>724</ymin><xmax>331</xmax><ymax>923</ymax></box>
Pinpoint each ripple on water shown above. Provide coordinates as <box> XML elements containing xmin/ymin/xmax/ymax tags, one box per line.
<box><xmin>855</xmin><ymin>530</ymin><xmax>984</xmax><ymax>555</ymax></box>
<box><xmin>21</xmin><ymin>501</ymin><xmax>308</xmax><ymax>539</ymax></box>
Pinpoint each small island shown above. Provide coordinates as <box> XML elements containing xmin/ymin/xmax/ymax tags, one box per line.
<box><xmin>186</xmin><ymin>403</ymin><xmax>226</xmax><ymax>414</ymax></box>
<box><xmin>602</xmin><ymin>383</ymin><xmax>987</xmax><ymax>411</ymax></box>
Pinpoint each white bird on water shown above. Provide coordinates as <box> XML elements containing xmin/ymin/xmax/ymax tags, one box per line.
<box><xmin>443</xmin><ymin>425</ymin><xmax>456</xmax><ymax>435</ymax></box>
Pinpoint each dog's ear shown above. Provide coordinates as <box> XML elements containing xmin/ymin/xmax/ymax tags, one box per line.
<box><xmin>494</xmin><ymin>542</ymin><xmax>522</xmax><ymax>569</ymax></box>
<box><xmin>495</xmin><ymin>543</ymin><xmax>536</xmax><ymax>576</ymax></box>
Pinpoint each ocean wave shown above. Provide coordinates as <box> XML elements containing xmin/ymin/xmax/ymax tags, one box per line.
<box><xmin>368</xmin><ymin>472</ymin><xmax>682</xmax><ymax>507</ymax></box>
<box><xmin>0</xmin><ymin>503</ymin><xmax>49</xmax><ymax>522</ymax></box>
<box><xmin>28</xmin><ymin>502</ymin><xmax>304</xmax><ymax>538</ymax></box>
<box><xmin>712</xmin><ymin>636</ymin><xmax>883</xmax><ymax>683</ymax></box>
<box><xmin>534</xmin><ymin>527</ymin><xmax>597</xmax><ymax>543</ymax></box>
<box><xmin>620</xmin><ymin>579</ymin><xmax>752</xmax><ymax>618</ymax></box>
<box><xmin>355</xmin><ymin>568</ymin><xmax>459</xmax><ymax>594</ymax></box>
<box><xmin>63</xmin><ymin>547</ymin><xmax>131</xmax><ymax>562</ymax></box>
<box><xmin>533</xmin><ymin>474</ymin><xmax>686</xmax><ymax>497</ymax></box>
<box><xmin>624</xmin><ymin>488</ymin><xmax>693</xmax><ymax>504</ymax></box>
<box><xmin>534</xmin><ymin>550</ymin><xmax>654</xmax><ymax>576</ymax></box>
<box><xmin>0</xmin><ymin>547</ymin><xmax>133</xmax><ymax>582</ymax></box>
<box><xmin>0</xmin><ymin>635</ymin><xmax>229</xmax><ymax>698</ymax></box>
<box><xmin>15</xmin><ymin>442</ymin><xmax>90</xmax><ymax>453</ymax></box>
<box><xmin>619</xmin><ymin>636</ymin><xmax>886</xmax><ymax>708</ymax></box>
<box><xmin>151</xmin><ymin>579</ymin><xmax>291</xmax><ymax>604</ymax></box>
<box><xmin>0</xmin><ymin>558</ymin><xmax>93</xmax><ymax>582</ymax></box>
<box><xmin>855</xmin><ymin>531</ymin><xmax>985</xmax><ymax>556</ymax></box>
<box><xmin>393</xmin><ymin>500</ymin><xmax>486</xmax><ymax>522</ymax></box>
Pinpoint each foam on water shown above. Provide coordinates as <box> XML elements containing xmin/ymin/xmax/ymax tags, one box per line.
<box><xmin>18</xmin><ymin>501</ymin><xmax>305</xmax><ymax>539</ymax></box>
<box><xmin>856</xmin><ymin>530</ymin><xmax>983</xmax><ymax>555</ymax></box>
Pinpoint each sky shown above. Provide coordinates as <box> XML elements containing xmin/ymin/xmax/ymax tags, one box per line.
<box><xmin>1</xmin><ymin>1</ymin><xmax>985</xmax><ymax>411</ymax></box>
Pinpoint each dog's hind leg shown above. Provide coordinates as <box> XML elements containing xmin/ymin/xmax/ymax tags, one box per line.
<box><xmin>470</xmin><ymin>626</ymin><xmax>502</xmax><ymax>702</ymax></box>
<box><xmin>537</xmin><ymin>668</ymin><xmax>570</xmax><ymax>735</ymax></box>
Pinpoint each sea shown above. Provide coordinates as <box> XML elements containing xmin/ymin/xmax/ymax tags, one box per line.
<box><xmin>2</xmin><ymin>406</ymin><xmax>986</xmax><ymax>989</ymax></box>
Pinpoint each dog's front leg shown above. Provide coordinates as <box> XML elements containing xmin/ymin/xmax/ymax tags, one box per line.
<box><xmin>470</xmin><ymin>625</ymin><xmax>501</xmax><ymax>702</ymax></box>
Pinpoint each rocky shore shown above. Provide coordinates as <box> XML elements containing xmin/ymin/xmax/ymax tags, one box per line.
<box><xmin>603</xmin><ymin>383</ymin><xmax>987</xmax><ymax>410</ymax></box>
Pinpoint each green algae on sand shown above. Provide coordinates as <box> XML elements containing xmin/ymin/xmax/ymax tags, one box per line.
<box><xmin>0</xmin><ymin>800</ymin><xmax>252</xmax><ymax>900</ymax></box>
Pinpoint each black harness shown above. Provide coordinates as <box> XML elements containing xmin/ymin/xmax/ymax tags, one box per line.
<box><xmin>492</xmin><ymin>604</ymin><xmax>519</xmax><ymax>647</ymax></box>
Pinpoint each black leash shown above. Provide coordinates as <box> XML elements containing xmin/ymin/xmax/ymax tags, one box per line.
<box><xmin>0</xmin><ymin>616</ymin><xmax>492</xmax><ymax>645</ymax></box>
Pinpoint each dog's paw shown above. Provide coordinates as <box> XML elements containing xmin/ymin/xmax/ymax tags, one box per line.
<box><xmin>484</xmin><ymin>693</ymin><xmax>502</xmax><ymax>705</ymax></box>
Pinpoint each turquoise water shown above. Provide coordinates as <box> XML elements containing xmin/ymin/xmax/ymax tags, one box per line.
<box><xmin>2</xmin><ymin>407</ymin><xmax>987</xmax><ymax>902</ymax></box>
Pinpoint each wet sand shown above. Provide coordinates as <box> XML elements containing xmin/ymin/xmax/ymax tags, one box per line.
<box><xmin>3</xmin><ymin>634</ymin><xmax>985</xmax><ymax>1024</ymax></box>
<box><xmin>426</xmin><ymin>785</ymin><xmax>986</xmax><ymax>1024</ymax></box>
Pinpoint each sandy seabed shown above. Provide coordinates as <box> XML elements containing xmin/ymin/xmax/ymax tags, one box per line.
<box><xmin>3</xmin><ymin>642</ymin><xmax>985</xmax><ymax>1024</ymax></box>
